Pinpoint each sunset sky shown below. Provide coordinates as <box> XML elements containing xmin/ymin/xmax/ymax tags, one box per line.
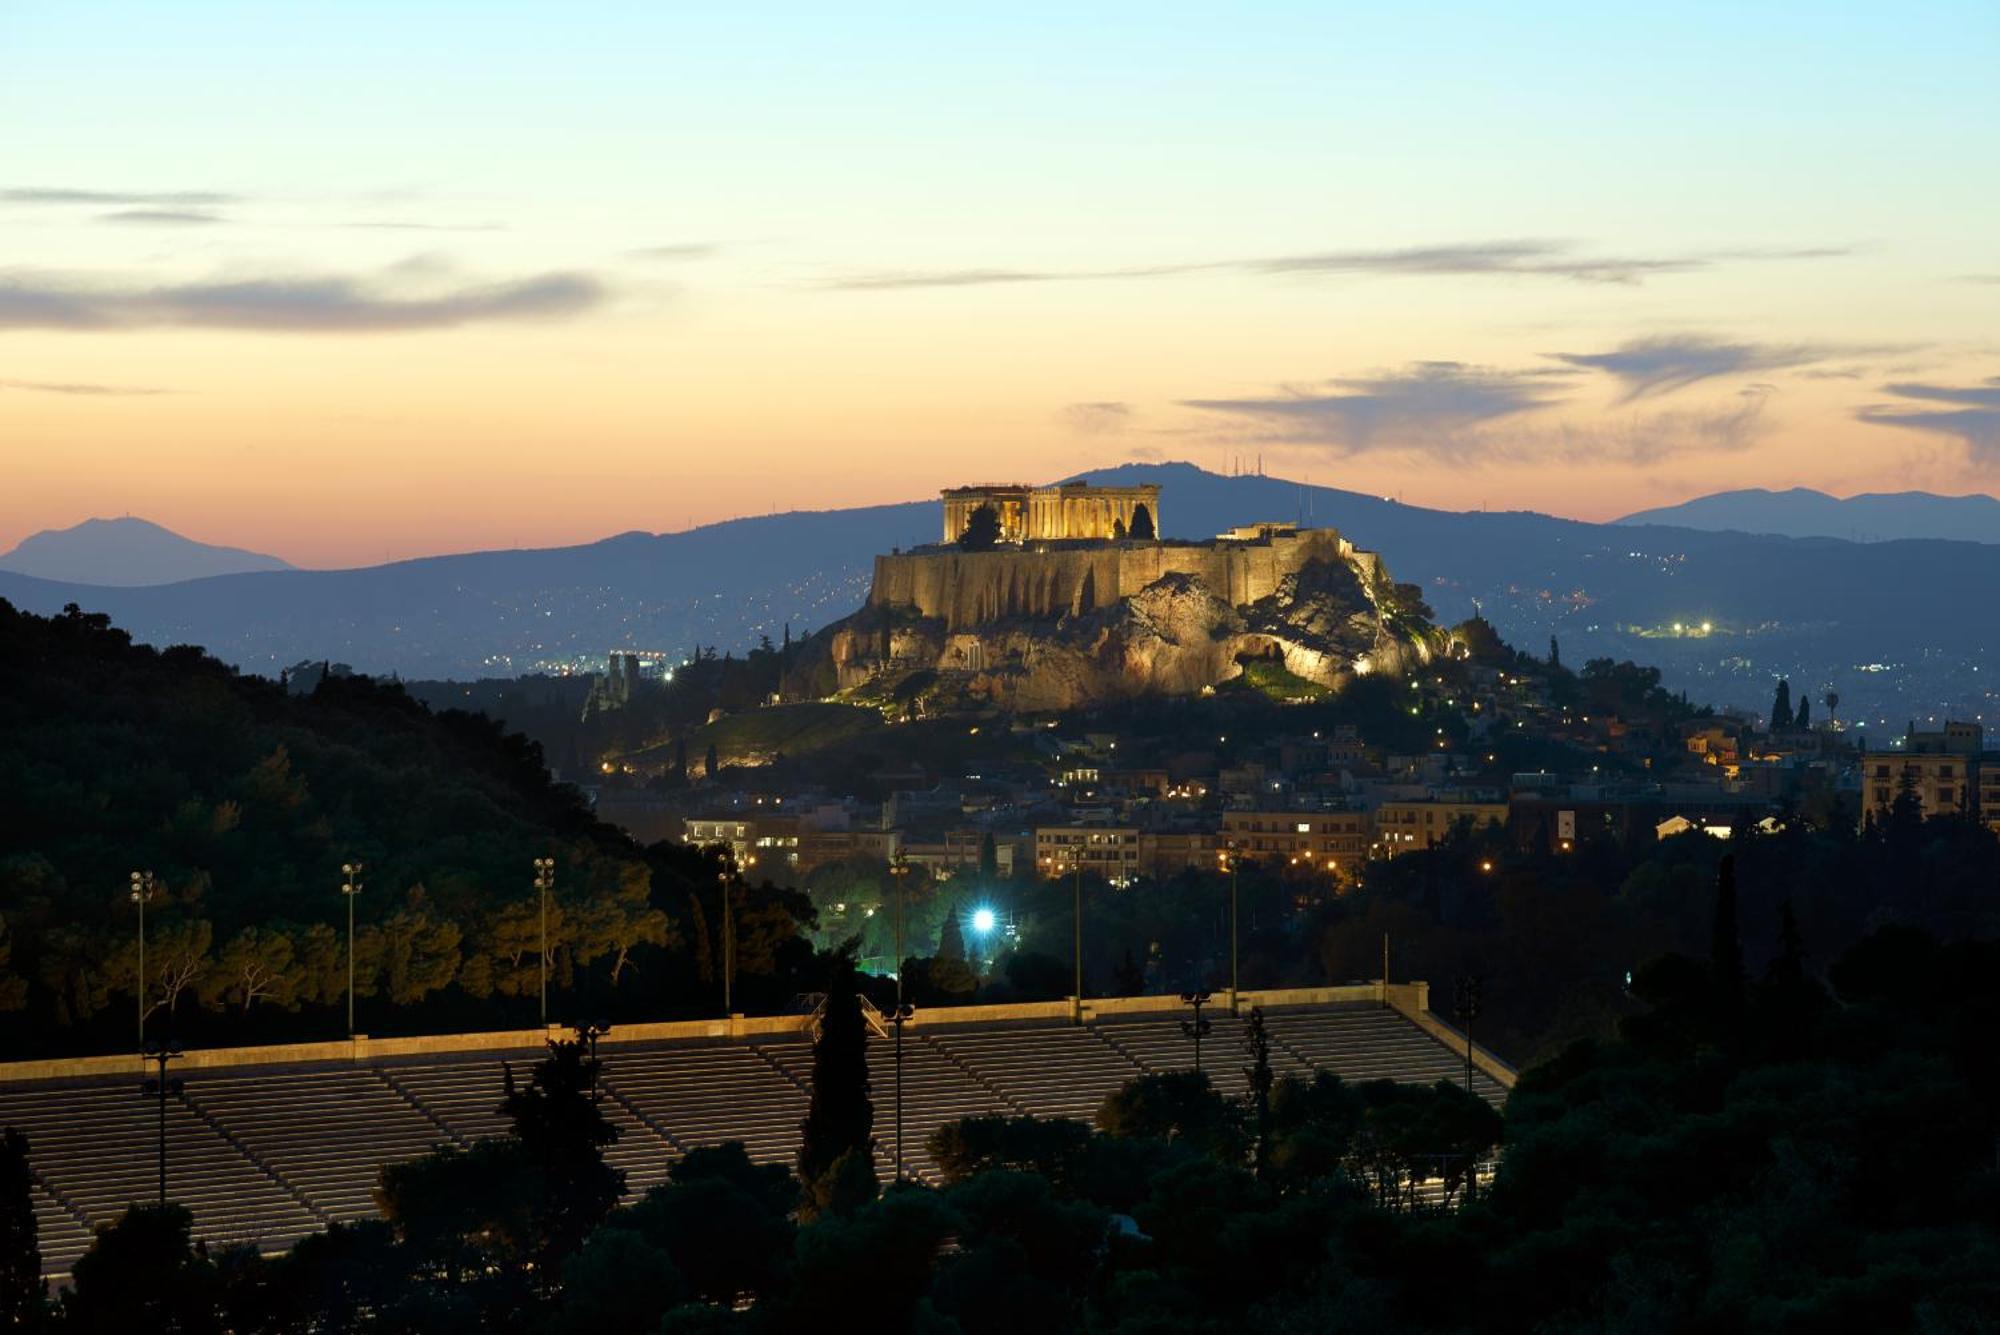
<box><xmin>3</xmin><ymin>3</ymin><xmax>1996</xmax><ymax>568</ymax></box>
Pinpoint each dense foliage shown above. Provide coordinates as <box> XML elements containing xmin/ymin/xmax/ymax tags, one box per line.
<box><xmin>7</xmin><ymin>905</ymin><xmax>1995</xmax><ymax>1331</ymax></box>
<box><xmin>0</xmin><ymin>602</ymin><xmax>820</xmax><ymax>1056</ymax></box>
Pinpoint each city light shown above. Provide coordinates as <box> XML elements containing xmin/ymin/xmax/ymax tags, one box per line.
<box><xmin>970</xmin><ymin>906</ymin><xmax>997</xmax><ymax>935</ymax></box>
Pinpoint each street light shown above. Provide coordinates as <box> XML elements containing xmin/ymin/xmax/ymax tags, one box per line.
<box><xmin>1452</xmin><ymin>974</ymin><xmax>1483</xmax><ymax>1094</ymax></box>
<box><xmin>1219</xmin><ymin>841</ymin><xmax>1240</xmax><ymax>1004</ymax></box>
<box><xmin>139</xmin><ymin>1037</ymin><xmax>183</xmax><ymax>1205</ymax></box>
<box><xmin>128</xmin><ymin>870</ymin><xmax>155</xmax><ymax>1048</ymax></box>
<box><xmin>888</xmin><ymin>852</ymin><xmax>910</xmax><ymax>1009</ymax></box>
<box><xmin>533</xmin><ymin>857</ymin><xmax>556</xmax><ymax>1026</ymax></box>
<box><xmin>1071</xmin><ymin>856</ymin><xmax>1085</xmax><ymax>1025</ymax></box>
<box><xmin>1180</xmin><ymin>990</ymin><xmax>1214</xmax><ymax>1074</ymax></box>
<box><xmin>340</xmin><ymin>862</ymin><xmax>363</xmax><ymax>1037</ymax></box>
<box><xmin>885</xmin><ymin>1001</ymin><xmax>915</xmax><ymax>1181</ymax></box>
<box><xmin>575</xmin><ymin>1018</ymin><xmax>612</xmax><ymax>1104</ymax></box>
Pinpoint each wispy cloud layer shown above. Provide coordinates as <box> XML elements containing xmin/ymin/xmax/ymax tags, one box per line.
<box><xmin>98</xmin><ymin>208</ymin><xmax>227</xmax><ymax>226</ymax></box>
<box><xmin>825</xmin><ymin>239</ymin><xmax>1850</xmax><ymax>292</ymax></box>
<box><xmin>2</xmin><ymin>187</ymin><xmax>237</xmax><ymax>206</ymax></box>
<box><xmin>1856</xmin><ymin>377</ymin><xmax>2000</xmax><ymax>460</ymax></box>
<box><xmin>1060</xmin><ymin>401</ymin><xmax>1133</xmax><ymax>434</ymax></box>
<box><xmin>1184</xmin><ymin>362</ymin><xmax>1569</xmax><ymax>453</ymax></box>
<box><xmin>1550</xmin><ymin>335</ymin><xmax>1843</xmax><ymax>401</ymax></box>
<box><xmin>628</xmin><ymin>243</ymin><xmax>721</xmax><ymax>261</ymax></box>
<box><xmin>1180</xmin><ymin>362</ymin><xmax>1776</xmax><ymax>465</ymax></box>
<box><xmin>0</xmin><ymin>267</ymin><xmax>607</xmax><ymax>333</ymax></box>
<box><xmin>0</xmin><ymin>378</ymin><xmax>171</xmax><ymax>396</ymax></box>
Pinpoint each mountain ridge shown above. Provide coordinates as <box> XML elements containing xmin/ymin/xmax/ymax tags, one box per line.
<box><xmin>1616</xmin><ymin>486</ymin><xmax>2000</xmax><ymax>543</ymax></box>
<box><xmin>0</xmin><ymin>516</ymin><xmax>294</xmax><ymax>586</ymax></box>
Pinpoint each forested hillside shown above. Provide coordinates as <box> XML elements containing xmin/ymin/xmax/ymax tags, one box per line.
<box><xmin>0</xmin><ymin>601</ymin><xmax>817</xmax><ymax>1057</ymax></box>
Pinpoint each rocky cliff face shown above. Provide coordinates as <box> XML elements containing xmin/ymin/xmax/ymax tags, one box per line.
<box><xmin>789</xmin><ymin>536</ymin><xmax>1438</xmax><ymax>712</ymax></box>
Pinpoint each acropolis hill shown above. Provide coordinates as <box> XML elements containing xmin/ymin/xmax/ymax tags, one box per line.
<box><xmin>789</xmin><ymin>481</ymin><xmax>1443</xmax><ymax>712</ymax></box>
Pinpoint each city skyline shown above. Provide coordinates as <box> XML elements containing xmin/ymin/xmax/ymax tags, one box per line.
<box><xmin>3</xmin><ymin>2</ymin><xmax>1997</xmax><ymax>567</ymax></box>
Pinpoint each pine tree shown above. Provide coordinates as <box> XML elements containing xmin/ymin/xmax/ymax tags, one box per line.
<box><xmin>958</xmin><ymin>503</ymin><xmax>1002</xmax><ymax>551</ymax></box>
<box><xmin>798</xmin><ymin>952</ymin><xmax>875</xmax><ymax>1216</ymax></box>
<box><xmin>1770</xmin><ymin>680</ymin><xmax>1793</xmax><ymax>733</ymax></box>
<box><xmin>1710</xmin><ymin>855</ymin><xmax>1745</xmax><ymax>1029</ymax></box>
<box><xmin>0</xmin><ymin>1128</ymin><xmax>41</xmax><ymax>1327</ymax></box>
<box><xmin>1242</xmin><ymin>1007</ymin><xmax>1275</xmax><ymax>1180</ymax></box>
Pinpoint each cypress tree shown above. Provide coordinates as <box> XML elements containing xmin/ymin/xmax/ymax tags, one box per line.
<box><xmin>1242</xmin><ymin>1007</ymin><xmax>1275</xmax><ymax>1180</ymax></box>
<box><xmin>1795</xmin><ymin>695</ymin><xmax>1811</xmax><ymax>729</ymax></box>
<box><xmin>1130</xmin><ymin>503</ymin><xmax>1156</xmax><ymax>540</ymax></box>
<box><xmin>1770</xmin><ymin>680</ymin><xmax>1792</xmax><ymax>733</ymax></box>
<box><xmin>704</xmin><ymin>742</ymin><xmax>720</xmax><ymax>780</ymax></box>
<box><xmin>1710</xmin><ymin>855</ymin><xmax>1745</xmax><ymax>1029</ymax></box>
<box><xmin>798</xmin><ymin>951</ymin><xmax>875</xmax><ymax>1215</ymax></box>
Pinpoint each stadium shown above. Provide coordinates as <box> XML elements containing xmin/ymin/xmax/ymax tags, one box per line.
<box><xmin>0</xmin><ymin>983</ymin><xmax>1510</xmax><ymax>1279</ymax></box>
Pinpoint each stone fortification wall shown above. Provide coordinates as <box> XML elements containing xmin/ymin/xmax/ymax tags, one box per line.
<box><xmin>871</xmin><ymin>528</ymin><xmax>1358</xmax><ymax>630</ymax></box>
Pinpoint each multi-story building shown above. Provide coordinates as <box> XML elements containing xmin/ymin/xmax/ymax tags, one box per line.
<box><xmin>683</xmin><ymin>815</ymin><xmax>802</xmax><ymax>871</ymax></box>
<box><xmin>1864</xmin><ymin>722</ymin><xmax>1983</xmax><ymax>819</ymax></box>
<box><xmin>1035</xmin><ymin>825</ymin><xmax>1142</xmax><ymax>885</ymax></box>
<box><xmin>1220</xmin><ymin>810</ymin><xmax>1370</xmax><ymax>873</ymax></box>
<box><xmin>1138</xmin><ymin>829</ymin><xmax>1218</xmax><ymax>879</ymax></box>
<box><xmin>1374</xmin><ymin>799</ymin><xmax>1510</xmax><ymax>856</ymax></box>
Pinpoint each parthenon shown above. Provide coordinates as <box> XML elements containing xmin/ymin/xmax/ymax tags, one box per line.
<box><xmin>940</xmin><ymin>481</ymin><xmax>1160</xmax><ymax>544</ymax></box>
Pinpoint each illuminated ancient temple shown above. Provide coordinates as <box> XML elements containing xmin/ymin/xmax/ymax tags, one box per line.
<box><xmin>940</xmin><ymin>481</ymin><xmax>1160</xmax><ymax>544</ymax></box>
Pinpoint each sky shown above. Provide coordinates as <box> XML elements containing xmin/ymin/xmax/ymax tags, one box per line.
<box><xmin>2</xmin><ymin>2</ymin><xmax>1996</xmax><ymax>568</ymax></box>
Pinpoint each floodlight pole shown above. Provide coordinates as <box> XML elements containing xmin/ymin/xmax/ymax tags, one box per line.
<box><xmin>1180</xmin><ymin>990</ymin><xmax>1214</xmax><ymax>1074</ymax></box>
<box><xmin>340</xmin><ymin>862</ymin><xmax>363</xmax><ymax>1037</ymax></box>
<box><xmin>141</xmin><ymin>1038</ymin><xmax>183</xmax><ymax>1205</ymax></box>
<box><xmin>129</xmin><ymin>870</ymin><xmax>155</xmax><ymax>1048</ymax></box>
<box><xmin>533</xmin><ymin>858</ymin><xmax>556</xmax><ymax>1026</ymax></box>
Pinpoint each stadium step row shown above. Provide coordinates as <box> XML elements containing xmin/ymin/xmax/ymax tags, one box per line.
<box><xmin>2</xmin><ymin>1003</ymin><xmax>1500</xmax><ymax>1276</ymax></box>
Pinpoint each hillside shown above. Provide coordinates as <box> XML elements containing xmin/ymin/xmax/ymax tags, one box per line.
<box><xmin>0</xmin><ymin>516</ymin><xmax>294</xmax><ymax>585</ymax></box>
<box><xmin>0</xmin><ymin>600</ymin><xmax>818</xmax><ymax>1058</ymax></box>
<box><xmin>5</xmin><ymin>463</ymin><xmax>2000</xmax><ymax>721</ymax></box>
<box><xmin>1617</xmin><ymin>486</ymin><xmax>2000</xmax><ymax>543</ymax></box>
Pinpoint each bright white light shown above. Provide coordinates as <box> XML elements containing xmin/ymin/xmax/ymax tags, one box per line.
<box><xmin>971</xmin><ymin>907</ymin><xmax>997</xmax><ymax>934</ymax></box>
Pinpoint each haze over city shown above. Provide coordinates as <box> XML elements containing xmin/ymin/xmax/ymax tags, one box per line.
<box><xmin>4</xmin><ymin>3</ymin><xmax>1996</xmax><ymax>567</ymax></box>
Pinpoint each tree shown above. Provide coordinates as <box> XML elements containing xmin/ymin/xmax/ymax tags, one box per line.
<box><xmin>1096</xmin><ymin>1071</ymin><xmax>1243</xmax><ymax>1160</ymax></box>
<box><xmin>201</xmin><ymin>926</ymin><xmax>301</xmax><ymax>1013</ymax></box>
<box><xmin>65</xmin><ymin>1204</ymin><xmax>221</xmax><ymax>1335</ymax></box>
<box><xmin>1770</xmin><ymin>678</ymin><xmax>1793</xmax><ymax>732</ymax></box>
<box><xmin>552</xmin><ymin>1227</ymin><xmax>687</xmax><ymax>1335</ymax></box>
<box><xmin>1795</xmin><ymin>694</ymin><xmax>1811</xmax><ymax>729</ymax></box>
<box><xmin>1710</xmin><ymin>854</ymin><xmax>1745</xmax><ymax>1029</ymax></box>
<box><xmin>704</xmin><ymin>742</ymin><xmax>720</xmax><ymax>781</ymax></box>
<box><xmin>926</xmin><ymin>908</ymin><xmax>979</xmax><ymax>999</ymax></box>
<box><xmin>500</xmin><ymin>1038</ymin><xmax>625</xmax><ymax>1281</ymax></box>
<box><xmin>1825</xmin><ymin>689</ymin><xmax>1840</xmax><ymax>727</ymax></box>
<box><xmin>798</xmin><ymin>952</ymin><xmax>876</xmax><ymax>1217</ymax></box>
<box><xmin>0</xmin><ymin>1128</ymin><xmax>41</xmax><ymax>1328</ymax></box>
<box><xmin>1129</xmin><ymin>503</ymin><xmax>1156</xmax><ymax>541</ymax></box>
<box><xmin>978</xmin><ymin>832</ymin><xmax>999</xmax><ymax>882</ymax></box>
<box><xmin>958</xmin><ymin>503</ymin><xmax>1002</xmax><ymax>551</ymax></box>
<box><xmin>0</xmin><ymin>918</ymin><xmax>27</xmax><ymax>1013</ymax></box>
<box><xmin>1242</xmin><ymin>1007</ymin><xmax>1275</xmax><ymax>1179</ymax></box>
<box><xmin>1548</xmin><ymin>635</ymin><xmax>1561</xmax><ymax>669</ymax></box>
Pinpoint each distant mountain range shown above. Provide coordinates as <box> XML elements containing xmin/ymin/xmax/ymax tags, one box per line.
<box><xmin>0</xmin><ymin>516</ymin><xmax>293</xmax><ymax>586</ymax></box>
<box><xmin>2</xmin><ymin>463</ymin><xmax>1997</xmax><ymax>722</ymax></box>
<box><xmin>1618</xmin><ymin>488</ymin><xmax>2000</xmax><ymax>544</ymax></box>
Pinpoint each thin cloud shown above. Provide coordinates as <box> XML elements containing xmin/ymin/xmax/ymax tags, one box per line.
<box><xmin>1856</xmin><ymin>377</ymin><xmax>2000</xmax><ymax>461</ymax></box>
<box><xmin>628</xmin><ymin>243</ymin><xmax>721</xmax><ymax>261</ymax></box>
<box><xmin>825</xmin><ymin>238</ymin><xmax>1851</xmax><ymax>292</ymax></box>
<box><xmin>1242</xmin><ymin>240</ymin><xmax>1695</xmax><ymax>285</ymax></box>
<box><xmin>2</xmin><ymin>187</ymin><xmax>237</xmax><ymax>206</ymax></box>
<box><xmin>1549</xmin><ymin>335</ymin><xmax>1840</xmax><ymax>401</ymax></box>
<box><xmin>1183</xmin><ymin>362</ymin><xmax>1569</xmax><ymax>455</ymax></box>
<box><xmin>0</xmin><ymin>378</ymin><xmax>172</xmax><ymax>396</ymax></box>
<box><xmin>98</xmin><ymin>208</ymin><xmax>226</xmax><ymax>226</ymax></box>
<box><xmin>1061</xmin><ymin>401</ymin><xmax>1134</xmax><ymax>434</ymax></box>
<box><xmin>335</xmin><ymin>220</ymin><xmax>507</xmax><ymax>232</ymax></box>
<box><xmin>0</xmin><ymin>267</ymin><xmax>607</xmax><ymax>333</ymax></box>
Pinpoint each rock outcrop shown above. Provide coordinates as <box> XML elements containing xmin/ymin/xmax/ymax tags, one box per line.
<box><xmin>788</xmin><ymin>526</ymin><xmax>1439</xmax><ymax>712</ymax></box>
